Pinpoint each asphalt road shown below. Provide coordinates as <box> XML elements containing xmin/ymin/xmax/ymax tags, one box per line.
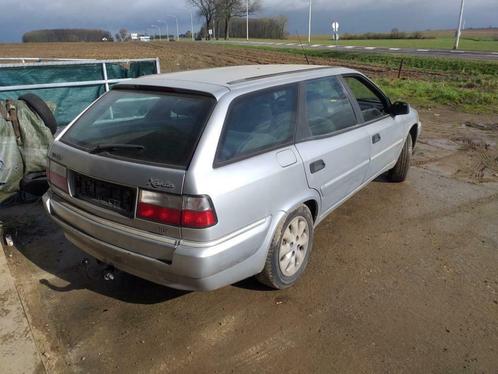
<box><xmin>215</xmin><ymin>40</ymin><xmax>498</xmax><ymax>61</ymax></box>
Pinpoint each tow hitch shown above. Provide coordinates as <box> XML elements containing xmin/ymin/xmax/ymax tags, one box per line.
<box><xmin>80</xmin><ymin>257</ymin><xmax>116</xmax><ymax>281</ymax></box>
<box><xmin>103</xmin><ymin>266</ymin><xmax>115</xmax><ymax>281</ymax></box>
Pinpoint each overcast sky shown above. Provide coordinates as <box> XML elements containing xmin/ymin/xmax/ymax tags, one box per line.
<box><xmin>0</xmin><ymin>0</ymin><xmax>496</xmax><ymax>42</ymax></box>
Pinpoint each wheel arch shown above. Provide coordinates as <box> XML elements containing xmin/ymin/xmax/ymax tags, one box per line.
<box><xmin>409</xmin><ymin>124</ymin><xmax>418</xmax><ymax>149</ymax></box>
<box><xmin>303</xmin><ymin>199</ymin><xmax>319</xmax><ymax>223</ymax></box>
<box><xmin>278</xmin><ymin>190</ymin><xmax>321</xmax><ymax>226</ymax></box>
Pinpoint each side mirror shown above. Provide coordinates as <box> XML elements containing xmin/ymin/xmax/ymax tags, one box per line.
<box><xmin>390</xmin><ymin>101</ymin><xmax>410</xmax><ymax>116</ymax></box>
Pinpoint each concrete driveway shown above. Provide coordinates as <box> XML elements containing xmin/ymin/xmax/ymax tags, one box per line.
<box><xmin>1</xmin><ymin>109</ymin><xmax>498</xmax><ymax>373</ymax></box>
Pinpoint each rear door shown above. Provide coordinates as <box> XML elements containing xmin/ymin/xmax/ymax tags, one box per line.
<box><xmin>188</xmin><ymin>83</ymin><xmax>311</xmax><ymax>242</ymax></box>
<box><xmin>342</xmin><ymin>75</ymin><xmax>405</xmax><ymax>180</ymax></box>
<box><xmin>295</xmin><ymin>75</ymin><xmax>371</xmax><ymax>216</ymax></box>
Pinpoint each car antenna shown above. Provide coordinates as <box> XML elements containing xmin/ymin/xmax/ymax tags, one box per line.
<box><xmin>295</xmin><ymin>31</ymin><xmax>310</xmax><ymax>65</ymax></box>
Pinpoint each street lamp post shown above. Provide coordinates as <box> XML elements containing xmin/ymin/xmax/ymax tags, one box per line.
<box><xmin>151</xmin><ymin>24</ymin><xmax>161</xmax><ymax>40</ymax></box>
<box><xmin>165</xmin><ymin>15</ymin><xmax>179</xmax><ymax>41</ymax></box>
<box><xmin>246</xmin><ymin>0</ymin><xmax>249</xmax><ymax>40</ymax></box>
<box><xmin>453</xmin><ymin>0</ymin><xmax>465</xmax><ymax>50</ymax></box>
<box><xmin>308</xmin><ymin>0</ymin><xmax>312</xmax><ymax>44</ymax></box>
<box><xmin>157</xmin><ymin>20</ymin><xmax>169</xmax><ymax>41</ymax></box>
<box><xmin>175</xmin><ymin>17</ymin><xmax>179</xmax><ymax>40</ymax></box>
<box><xmin>190</xmin><ymin>11</ymin><xmax>195</xmax><ymax>40</ymax></box>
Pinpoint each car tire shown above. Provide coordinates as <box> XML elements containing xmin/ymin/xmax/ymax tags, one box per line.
<box><xmin>18</xmin><ymin>93</ymin><xmax>58</xmax><ymax>135</ymax></box>
<box><xmin>388</xmin><ymin>135</ymin><xmax>412</xmax><ymax>183</ymax></box>
<box><xmin>256</xmin><ymin>205</ymin><xmax>314</xmax><ymax>289</ymax></box>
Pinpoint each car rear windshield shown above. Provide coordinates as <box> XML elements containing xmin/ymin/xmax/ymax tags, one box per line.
<box><xmin>62</xmin><ymin>89</ymin><xmax>215</xmax><ymax>168</ymax></box>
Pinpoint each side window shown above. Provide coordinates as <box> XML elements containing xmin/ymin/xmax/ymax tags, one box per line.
<box><xmin>216</xmin><ymin>85</ymin><xmax>297</xmax><ymax>164</ymax></box>
<box><xmin>343</xmin><ymin>76</ymin><xmax>389</xmax><ymax>122</ymax></box>
<box><xmin>304</xmin><ymin>76</ymin><xmax>357</xmax><ymax>137</ymax></box>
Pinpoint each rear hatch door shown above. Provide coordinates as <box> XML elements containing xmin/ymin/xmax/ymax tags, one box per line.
<box><xmin>51</xmin><ymin>87</ymin><xmax>216</xmax><ymax>241</ymax></box>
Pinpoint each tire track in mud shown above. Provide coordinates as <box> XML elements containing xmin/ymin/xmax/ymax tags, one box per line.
<box><xmin>148</xmin><ymin>303</ymin><xmax>301</xmax><ymax>373</ymax></box>
<box><xmin>401</xmin><ymin>184</ymin><xmax>498</xmax><ymax>226</ymax></box>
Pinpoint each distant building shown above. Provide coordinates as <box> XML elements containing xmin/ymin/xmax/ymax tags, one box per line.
<box><xmin>139</xmin><ymin>35</ymin><xmax>151</xmax><ymax>42</ymax></box>
<box><xmin>130</xmin><ymin>33</ymin><xmax>138</xmax><ymax>41</ymax></box>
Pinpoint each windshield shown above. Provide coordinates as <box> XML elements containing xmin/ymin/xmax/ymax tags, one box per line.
<box><xmin>62</xmin><ymin>89</ymin><xmax>215</xmax><ymax>168</ymax></box>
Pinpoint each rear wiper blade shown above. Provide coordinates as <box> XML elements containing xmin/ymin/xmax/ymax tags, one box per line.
<box><xmin>89</xmin><ymin>144</ymin><xmax>145</xmax><ymax>154</ymax></box>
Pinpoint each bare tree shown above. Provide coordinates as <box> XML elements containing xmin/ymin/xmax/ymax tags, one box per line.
<box><xmin>188</xmin><ymin>0</ymin><xmax>217</xmax><ymax>39</ymax></box>
<box><xmin>115</xmin><ymin>28</ymin><xmax>129</xmax><ymax>42</ymax></box>
<box><xmin>227</xmin><ymin>16</ymin><xmax>287</xmax><ymax>39</ymax></box>
<box><xmin>216</xmin><ymin>0</ymin><xmax>260</xmax><ymax>40</ymax></box>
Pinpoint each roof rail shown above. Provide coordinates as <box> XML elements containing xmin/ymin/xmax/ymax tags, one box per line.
<box><xmin>226</xmin><ymin>66</ymin><xmax>331</xmax><ymax>85</ymax></box>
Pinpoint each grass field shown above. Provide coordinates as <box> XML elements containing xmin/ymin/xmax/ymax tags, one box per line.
<box><xmin>298</xmin><ymin>27</ymin><xmax>498</xmax><ymax>40</ymax></box>
<box><xmin>316</xmin><ymin>38</ymin><xmax>498</xmax><ymax>52</ymax></box>
<box><xmin>234</xmin><ymin>44</ymin><xmax>498</xmax><ymax>113</ymax></box>
<box><xmin>421</xmin><ymin>28</ymin><xmax>498</xmax><ymax>39</ymax></box>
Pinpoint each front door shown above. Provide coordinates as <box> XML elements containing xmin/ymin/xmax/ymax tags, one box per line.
<box><xmin>295</xmin><ymin>76</ymin><xmax>371</xmax><ymax>216</ymax></box>
<box><xmin>342</xmin><ymin>75</ymin><xmax>405</xmax><ymax>179</ymax></box>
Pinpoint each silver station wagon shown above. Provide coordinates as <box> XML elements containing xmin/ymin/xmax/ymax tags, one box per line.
<box><xmin>43</xmin><ymin>65</ymin><xmax>421</xmax><ymax>290</ymax></box>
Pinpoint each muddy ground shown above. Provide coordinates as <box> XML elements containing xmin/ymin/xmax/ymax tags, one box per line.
<box><xmin>1</xmin><ymin>42</ymin><xmax>498</xmax><ymax>373</ymax></box>
<box><xmin>1</xmin><ymin>41</ymin><xmax>453</xmax><ymax>81</ymax></box>
<box><xmin>2</xmin><ymin>109</ymin><xmax>498</xmax><ymax>373</ymax></box>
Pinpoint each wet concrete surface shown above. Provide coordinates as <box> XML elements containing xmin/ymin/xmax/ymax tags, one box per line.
<box><xmin>0</xmin><ymin>239</ymin><xmax>44</xmax><ymax>374</ymax></box>
<box><xmin>1</xmin><ymin>110</ymin><xmax>498</xmax><ymax>373</ymax></box>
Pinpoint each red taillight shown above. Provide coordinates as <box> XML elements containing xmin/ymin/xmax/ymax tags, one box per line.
<box><xmin>182</xmin><ymin>209</ymin><xmax>217</xmax><ymax>228</ymax></box>
<box><xmin>137</xmin><ymin>190</ymin><xmax>217</xmax><ymax>228</ymax></box>
<box><xmin>181</xmin><ymin>195</ymin><xmax>217</xmax><ymax>228</ymax></box>
<box><xmin>48</xmin><ymin>160</ymin><xmax>68</xmax><ymax>193</ymax></box>
<box><xmin>137</xmin><ymin>202</ymin><xmax>181</xmax><ymax>226</ymax></box>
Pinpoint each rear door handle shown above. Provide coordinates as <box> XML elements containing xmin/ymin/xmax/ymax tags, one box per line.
<box><xmin>310</xmin><ymin>159</ymin><xmax>325</xmax><ymax>174</ymax></box>
<box><xmin>372</xmin><ymin>133</ymin><xmax>381</xmax><ymax>144</ymax></box>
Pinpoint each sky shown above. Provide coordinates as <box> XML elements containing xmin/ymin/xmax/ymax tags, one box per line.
<box><xmin>0</xmin><ymin>0</ymin><xmax>496</xmax><ymax>42</ymax></box>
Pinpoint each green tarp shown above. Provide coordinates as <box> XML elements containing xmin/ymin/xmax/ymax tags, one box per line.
<box><xmin>0</xmin><ymin>99</ymin><xmax>54</xmax><ymax>203</ymax></box>
<box><xmin>0</xmin><ymin>58</ymin><xmax>158</xmax><ymax>203</ymax></box>
<box><xmin>0</xmin><ymin>60</ymin><xmax>158</xmax><ymax>126</ymax></box>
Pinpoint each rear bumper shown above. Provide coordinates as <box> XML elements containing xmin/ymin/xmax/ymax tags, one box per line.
<box><xmin>43</xmin><ymin>191</ymin><xmax>273</xmax><ymax>290</ymax></box>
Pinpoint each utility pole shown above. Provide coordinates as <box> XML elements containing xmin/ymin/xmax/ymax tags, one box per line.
<box><xmin>453</xmin><ymin>0</ymin><xmax>465</xmax><ymax>50</ymax></box>
<box><xmin>308</xmin><ymin>0</ymin><xmax>312</xmax><ymax>44</ymax></box>
<box><xmin>190</xmin><ymin>11</ymin><xmax>194</xmax><ymax>40</ymax></box>
<box><xmin>246</xmin><ymin>0</ymin><xmax>249</xmax><ymax>40</ymax></box>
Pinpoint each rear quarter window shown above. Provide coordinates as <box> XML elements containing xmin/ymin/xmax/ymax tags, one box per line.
<box><xmin>216</xmin><ymin>84</ymin><xmax>298</xmax><ymax>165</ymax></box>
<box><xmin>62</xmin><ymin>89</ymin><xmax>215</xmax><ymax>168</ymax></box>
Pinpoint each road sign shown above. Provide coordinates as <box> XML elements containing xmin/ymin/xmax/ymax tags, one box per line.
<box><xmin>331</xmin><ymin>21</ymin><xmax>340</xmax><ymax>41</ymax></box>
<box><xmin>208</xmin><ymin>29</ymin><xmax>213</xmax><ymax>36</ymax></box>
